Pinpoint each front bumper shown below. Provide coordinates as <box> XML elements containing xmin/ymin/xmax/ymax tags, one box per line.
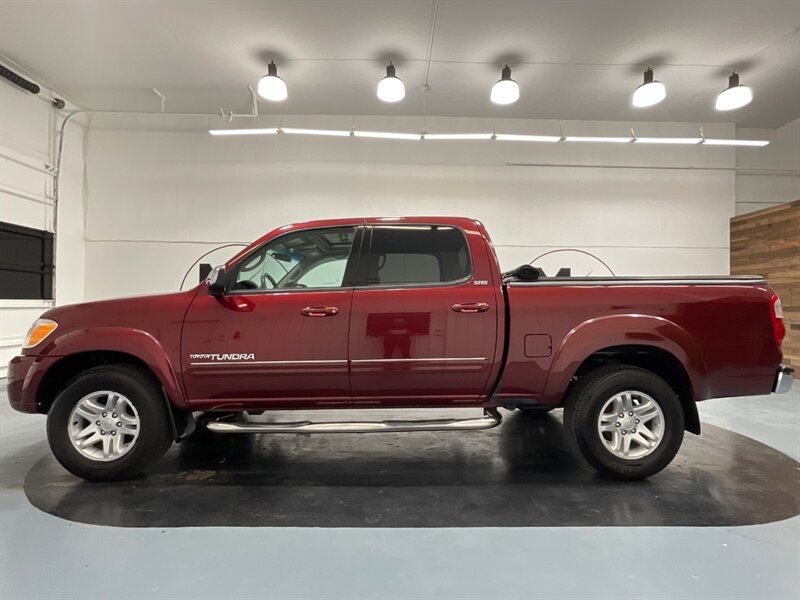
<box><xmin>773</xmin><ymin>365</ymin><xmax>795</xmax><ymax>394</ymax></box>
<box><xmin>6</xmin><ymin>354</ymin><xmax>60</xmax><ymax>414</ymax></box>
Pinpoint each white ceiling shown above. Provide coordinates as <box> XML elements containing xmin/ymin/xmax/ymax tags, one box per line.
<box><xmin>1</xmin><ymin>0</ymin><xmax>799</xmax><ymax>128</ymax></box>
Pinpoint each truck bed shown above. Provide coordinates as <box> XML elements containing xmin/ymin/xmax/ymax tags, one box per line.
<box><xmin>497</xmin><ymin>276</ymin><xmax>781</xmax><ymax>406</ymax></box>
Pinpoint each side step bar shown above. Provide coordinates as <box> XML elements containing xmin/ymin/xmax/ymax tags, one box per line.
<box><xmin>205</xmin><ymin>409</ymin><xmax>502</xmax><ymax>434</ymax></box>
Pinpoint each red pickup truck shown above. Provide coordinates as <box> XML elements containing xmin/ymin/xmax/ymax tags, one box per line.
<box><xmin>8</xmin><ymin>216</ymin><xmax>793</xmax><ymax>482</ymax></box>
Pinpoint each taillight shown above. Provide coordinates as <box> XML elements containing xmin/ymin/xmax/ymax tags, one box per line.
<box><xmin>770</xmin><ymin>294</ymin><xmax>786</xmax><ymax>347</ymax></box>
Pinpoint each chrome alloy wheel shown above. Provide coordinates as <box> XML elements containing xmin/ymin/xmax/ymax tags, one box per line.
<box><xmin>68</xmin><ymin>391</ymin><xmax>140</xmax><ymax>462</ymax></box>
<box><xmin>597</xmin><ymin>390</ymin><xmax>664</xmax><ymax>460</ymax></box>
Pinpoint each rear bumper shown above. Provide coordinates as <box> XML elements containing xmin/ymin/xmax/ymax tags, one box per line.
<box><xmin>6</xmin><ymin>354</ymin><xmax>59</xmax><ymax>414</ymax></box>
<box><xmin>773</xmin><ymin>365</ymin><xmax>795</xmax><ymax>394</ymax></box>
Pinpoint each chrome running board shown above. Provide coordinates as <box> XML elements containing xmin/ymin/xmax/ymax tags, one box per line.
<box><xmin>205</xmin><ymin>409</ymin><xmax>502</xmax><ymax>434</ymax></box>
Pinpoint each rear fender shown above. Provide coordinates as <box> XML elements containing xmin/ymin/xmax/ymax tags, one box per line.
<box><xmin>542</xmin><ymin>314</ymin><xmax>708</xmax><ymax>404</ymax></box>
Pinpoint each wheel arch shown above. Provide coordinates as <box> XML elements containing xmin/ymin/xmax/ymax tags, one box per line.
<box><xmin>40</xmin><ymin>327</ymin><xmax>187</xmax><ymax>407</ymax></box>
<box><xmin>567</xmin><ymin>345</ymin><xmax>700</xmax><ymax>434</ymax></box>
<box><xmin>543</xmin><ymin>315</ymin><xmax>707</xmax><ymax>434</ymax></box>
<box><xmin>36</xmin><ymin>349</ymin><xmax>192</xmax><ymax>441</ymax></box>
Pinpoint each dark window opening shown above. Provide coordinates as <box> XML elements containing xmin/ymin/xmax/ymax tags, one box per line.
<box><xmin>0</xmin><ymin>221</ymin><xmax>54</xmax><ymax>300</ymax></box>
<box><xmin>362</xmin><ymin>225</ymin><xmax>471</xmax><ymax>286</ymax></box>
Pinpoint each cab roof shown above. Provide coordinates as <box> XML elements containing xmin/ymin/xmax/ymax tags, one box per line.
<box><xmin>226</xmin><ymin>216</ymin><xmax>485</xmax><ymax>267</ymax></box>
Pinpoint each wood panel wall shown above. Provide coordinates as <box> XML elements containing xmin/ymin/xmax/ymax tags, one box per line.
<box><xmin>730</xmin><ymin>200</ymin><xmax>800</xmax><ymax>369</ymax></box>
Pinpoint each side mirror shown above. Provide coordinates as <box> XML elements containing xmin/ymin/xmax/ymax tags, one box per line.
<box><xmin>207</xmin><ymin>265</ymin><xmax>226</xmax><ymax>295</ymax></box>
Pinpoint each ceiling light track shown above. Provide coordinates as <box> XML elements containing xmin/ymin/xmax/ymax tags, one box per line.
<box><xmin>245</xmin><ymin>21</ymin><xmax>799</xmax><ymax>73</ymax></box>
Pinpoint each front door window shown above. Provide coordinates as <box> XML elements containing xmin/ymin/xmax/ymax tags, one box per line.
<box><xmin>232</xmin><ymin>226</ymin><xmax>356</xmax><ymax>291</ymax></box>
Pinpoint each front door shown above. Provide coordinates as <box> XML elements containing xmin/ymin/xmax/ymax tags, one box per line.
<box><xmin>181</xmin><ymin>225</ymin><xmax>359</xmax><ymax>410</ymax></box>
<box><xmin>348</xmin><ymin>224</ymin><xmax>498</xmax><ymax>406</ymax></box>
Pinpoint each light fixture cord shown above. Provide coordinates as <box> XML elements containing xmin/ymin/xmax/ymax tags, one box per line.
<box><xmin>528</xmin><ymin>249</ymin><xmax>616</xmax><ymax>277</ymax></box>
<box><xmin>423</xmin><ymin>0</ymin><xmax>440</xmax><ymax>89</ymax></box>
<box><xmin>422</xmin><ymin>84</ymin><xmax>429</xmax><ymax>132</ymax></box>
<box><xmin>178</xmin><ymin>243</ymin><xmax>248</xmax><ymax>291</ymax></box>
<box><xmin>735</xmin><ymin>25</ymin><xmax>800</xmax><ymax>71</ymax></box>
<box><xmin>351</xmin><ymin>83</ymin><xmax>358</xmax><ymax>131</ymax></box>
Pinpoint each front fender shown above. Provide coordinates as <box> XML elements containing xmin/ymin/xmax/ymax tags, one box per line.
<box><xmin>541</xmin><ymin>314</ymin><xmax>708</xmax><ymax>404</ymax></box>
<box><xmin>45</xmin><ymin>327</ymin><xmax>187</xmax><ymax>409</ymax></box>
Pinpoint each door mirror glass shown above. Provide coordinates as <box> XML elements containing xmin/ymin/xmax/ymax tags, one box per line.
<box><xmin>207</xmin><ymin>265</ymin><xmax>226</xmax><ymax>295</ymax></box>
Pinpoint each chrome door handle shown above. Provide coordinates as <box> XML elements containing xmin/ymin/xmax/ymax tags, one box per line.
<box><xmin>452</xmin><ymin>302</ymin><xmax>490</xmax><ymax>313</ymax></box>
<box><xmin>301</xmin><ymin>306</ymin><xmax>339</xmax><ymax>317</ymax></box>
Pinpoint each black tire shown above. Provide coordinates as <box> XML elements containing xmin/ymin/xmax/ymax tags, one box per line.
<box><xmin>46</xmin><ymin>364</ymin><xmax>173</xmax><ymax>482</ymax></box>
<box><xmin>563</xmin><ymin>365</ymin><xmax>685</xmax><ymax>479</ymax></box>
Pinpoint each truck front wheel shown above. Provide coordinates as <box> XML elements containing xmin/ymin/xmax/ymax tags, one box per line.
<box><xmin>563</xmin><ymin>365</ymin><xmax>685</xmax><ymax>479</ymax></box>
<box><xmin>46</xmin><ymin>364</ymin><xmax>173</xmax><ymax>482</ymax></box>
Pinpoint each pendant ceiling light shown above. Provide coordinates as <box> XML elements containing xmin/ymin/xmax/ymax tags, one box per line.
<box><xmin>377</xmin><ymin>63</ymin><xmax>405</xmax><ymax>103</ymax></box>
<box><xmin>490</xmin><ymin>65</ymin><xmax>519</xmax><ymax>105</ymax></box>
<box><xmin>715</xmin><ymin>73</ymin><xmax>753</xmax><ymax>111</ymax></box>
<box><xmin>257</xmin><ymin>60</ymin><xmax>288</xmax><ymax>102</ymax></box>
<box><xmin>632</xmin><ymin>68</ymin><xmax>666</xmax><ymax>107</ymax></box>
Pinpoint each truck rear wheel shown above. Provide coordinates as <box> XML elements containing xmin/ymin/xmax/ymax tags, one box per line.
<box><xmin>46</xmin><ymin>364</ymin><xmax>173</xmax><ymax>482</ymax></box>
<box><xmin>563</xmin><ymin>365</ymin><xmax>684</xmax><ymax>479</ymax></box>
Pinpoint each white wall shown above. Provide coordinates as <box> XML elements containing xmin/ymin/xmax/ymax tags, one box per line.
<box><xmin>83</xmin><ymin>115</ymin><xmax>737</xmax><ymax>300</ymax></box>
<box><xmin>0</xmin><ymin>74</ymin><xmax>85</xmax><ymax>376</ymax></box>
<box><xmin>0</xmin><ymin>74</ymin><xmax>793</xmax><ymax>372</ymax></box>
<box><xmin>736</xmin><ymin>118</ymin><xmax>800</xmax><ymax>215</ymax></box>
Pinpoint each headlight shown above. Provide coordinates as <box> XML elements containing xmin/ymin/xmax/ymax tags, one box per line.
<box><xmin>23</xmin><ymin>319</ymin><xmax>58</xmax><ymax>349</ymax></box>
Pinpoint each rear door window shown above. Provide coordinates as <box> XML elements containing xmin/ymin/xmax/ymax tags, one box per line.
<box><xmin>360</xmin><ymin>225</ymin><xmax>471</xmax><ymax>286</ymax></box>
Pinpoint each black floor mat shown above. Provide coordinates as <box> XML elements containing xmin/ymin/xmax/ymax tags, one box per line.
<box><xmin>24</xmin><ymin>411</ymin><xmax>800</xmax><ymax>528</ymax></box>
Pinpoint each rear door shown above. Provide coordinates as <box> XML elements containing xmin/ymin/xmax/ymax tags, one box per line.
<box><xmin>347</xmin><ymin>223</ymin><xmax>498</xmax><ymax>406</ymax></box>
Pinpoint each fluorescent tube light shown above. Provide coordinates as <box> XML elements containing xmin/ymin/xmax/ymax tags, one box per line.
<box><xmin>495</xmin><ymin>133</ymin><xmax>562</xmax><ymax>142</ymax></box>
<box><xmin>564</xmin><ymin>136</ymin><xmax>633</xmax><ymax>143</ymax></box>
<box><xmin>282</xmin><ymin>128</ymin><xmax>352</xmax><ymax>137</ymax></box>
<box><xmin>423</xmin><ymin>133</ymin><xmax>493</xmax><ymax>140</ymax></box>
<box><xmin>209</xmin><ymin>128</ymin><xmax>279</xmax><ymax>136</ymax></box>
<box><xmin>207</xmin><ymin>127</ymin><xmax>770</xmax><ymax>151</ymax></box>
<box><xmin>353</xmin><ymin>130</ymin><xmax>422</xmax><ymax>140</ymax></box>
<box><xmin>634</xmin><ymin>137</ymin><xmax>702</xmax><ymax>144</ymax></box>
<box><xmin>702</xmin><ymin>139</ymin><xmax>769</xmax><ymax>147</ymax></box>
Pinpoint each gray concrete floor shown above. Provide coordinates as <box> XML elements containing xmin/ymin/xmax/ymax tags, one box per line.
<box><xmin>1</xmin><ymin>383</ymin><xmax>798</xmax><ymax>600</ymax></box>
